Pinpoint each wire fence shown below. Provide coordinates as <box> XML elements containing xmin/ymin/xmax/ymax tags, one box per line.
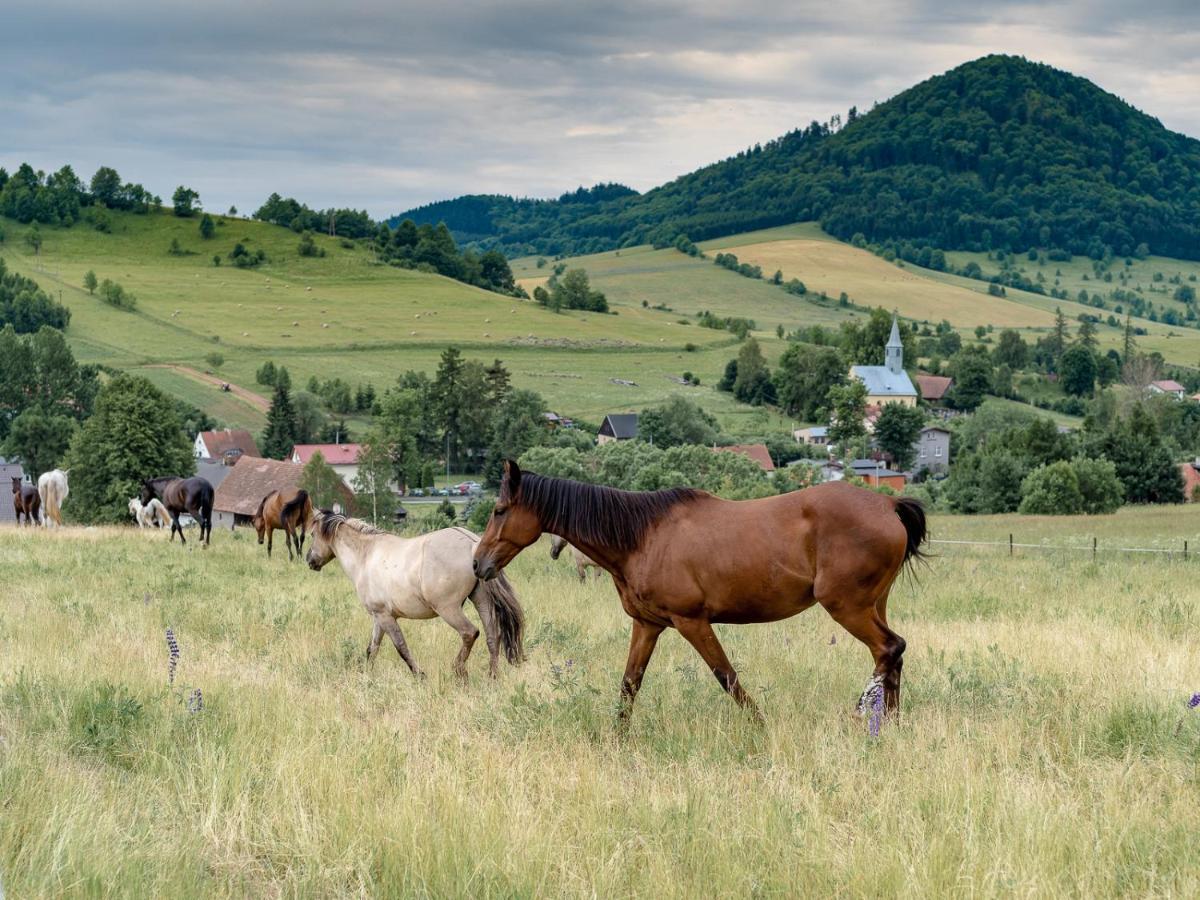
<box><xmin>928</xmin><ymin>535</ymin><xmax>1194</xmax><ymax>561</ymax></box>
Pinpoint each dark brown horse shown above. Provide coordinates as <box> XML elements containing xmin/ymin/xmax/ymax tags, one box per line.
<box><xmin>140</xmin><ymin>476</ymin><xmax>214</xmax><ymax>546</ymax></box>
<box><xmin>252</xmin><ymin>488</ymin><xmax>312</xmax><ymax>560</ymax></box>
<box><xmin>11</xmin><ymin>476</ymin><xmax>40</xmax><ymax>526</ymax></box>
<box><xmin>473</xmin><ymin>460</ymin><xmax>926</xmax><ymax>728</ymax></box>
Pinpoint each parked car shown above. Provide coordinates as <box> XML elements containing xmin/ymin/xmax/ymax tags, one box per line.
<box><xmin>410</xmin><ymin>488</ymin><xmax>425</xmax><ymax>497</ymax></box>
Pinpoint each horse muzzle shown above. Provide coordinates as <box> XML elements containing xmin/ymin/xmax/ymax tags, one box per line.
<box><xmin>473</xmin><ymin>556</ymin><xmax>498</xmax><ymax>581</ymax></box>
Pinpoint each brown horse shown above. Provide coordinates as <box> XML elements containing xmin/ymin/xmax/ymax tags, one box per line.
<box><xmin>11</xmin><ymin>476</ymin><xmax>40</xmax><ymax>526</ymax></box>
<box><xmin>252</xmin><ymin>488</ymin><xmax>312</xmax><ymax>560</ymax></box>
<box><xmin>473</xmin><ymin>460</ymin><xmax>926</xmax><ymax>728</ymax></box>
<box><xmin>141</xmin><ymin>476</ymin><xmax>214</xmax><ymax>546</ymax></box>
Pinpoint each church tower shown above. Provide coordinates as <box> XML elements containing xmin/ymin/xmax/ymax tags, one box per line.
<box><xmin>886</xmin><ymin>314</ymin><xmax>903</xmax><ymax>375</ymax></box>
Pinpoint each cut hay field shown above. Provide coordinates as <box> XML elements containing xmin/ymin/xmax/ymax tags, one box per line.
<box><xmin>2</xmin><ymin>504</ymin><xmax>1198</xmax><ymax>896</ymax></box>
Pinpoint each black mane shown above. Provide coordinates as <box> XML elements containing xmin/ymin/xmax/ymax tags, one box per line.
<box><xmin>516</xmin><ymin>472</ymin><xmax>701</xmax><ymax>552</ymax></box>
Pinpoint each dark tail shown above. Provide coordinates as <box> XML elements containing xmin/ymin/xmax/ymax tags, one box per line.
<box><xmin>894</xmin><ymin>496</ymin><xmax>928</xmax><ymax>569</ymax></box>
<box><xmin>475</xmin><ymin>572</ymin><xmax>525</xmax><ymax>665</ymax></box>
<box><xmin>281</xmin><ymin>489</ymin><xmax>309</xmax><ymax>524</ymax></box>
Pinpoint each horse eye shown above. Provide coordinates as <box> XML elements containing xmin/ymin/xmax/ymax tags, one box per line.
<box><xmin>494</xmin><ymin>507</ymin><xmax>507</xmax><ymax>517</ymax></box>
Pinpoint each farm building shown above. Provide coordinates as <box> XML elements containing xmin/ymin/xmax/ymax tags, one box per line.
<box><xmin>194</xmin><ymin>429</ymin><xmax>260</xmax><ymax>462</ymax></box>
<box><xmin>1</xmin><ymin>462</ymin><xmax>28</xmax><ymax>525</ymax></box>
<box><xmin>196</xmin><ymin>457</ymin><xmax>238</xmax><ymax>493</ymax></box>
<box><xmin>1149</xmin><ymin>379</ymin><xmax>1186</xmax><ymax>400</ymax></box>
<box><xmin>212</xmin><ymin>456</ymin><xmax>351</xmax><ymax>531</ymax></box>
<box><xmin>848</xmin><ymin>316</ymin><xmax>917</xmax><ymax>407</ymax></box>
<box><xmin>290</xmin><ymin>443</ymin><xmax>362</xmax><ymax>488</ymax></box>
<box><xmin>912</xmin><ymin>426</ymin><xmax>951</xmax><ymax>475</ymax></box>
<box><xmin>794</xmin><ymin>425</ymin><xmax>828</xmax><ymax>447</ymax></box>
<box><xmin>788</xmin><ymin>458</ymin><xmax>844</xmax><ymax>483</ymax></box>
<box><xmin>713</xmin><ymin>443</ymin><xmax>775</xmax><ymax>472</ymax></box>
<box><xmin>597</xmin><ymin>414</ymin><xmax>639</xmax><ymax>444</ymax></box>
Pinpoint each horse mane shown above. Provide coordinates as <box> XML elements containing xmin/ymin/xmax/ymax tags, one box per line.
<box><xmin>516</xmin><ymin>472</ymin><xmax>701</xmax><ymax>553</ymax></box>
<box><xmin>254</xmin><ymin>491</ymin><xmax>276</xmax><ymax>520</ymax></box>
<box><xmin>314</xmin><ymin>510</ymin><xmax>383</xmax><ymax>541</ymax></box>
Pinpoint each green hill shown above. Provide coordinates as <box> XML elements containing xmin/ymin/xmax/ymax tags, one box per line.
<box><xmin>397</xmin><ymin>55</ymin><xmax>1200</xmax><ymax>261</ymax></box>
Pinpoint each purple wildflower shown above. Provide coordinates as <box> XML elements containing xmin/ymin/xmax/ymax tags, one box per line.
<box><xmin>1189</xmin><ymin>692</ymin><xmax>1200</xmax><ymax>709</ymax></box>
<box><xmin>869</xmin><ymin>688</ymin><xmax>884</xmax><ymax>738</ymax></box>
<box><xmin>186</xmin><ymin>688</ymin><xmax>204</xmax><ymax>714</ymax></box>
<box><xmin>166</xmin><ymin>628</ymin><xmax>180</xmax><ymax>685</ymax></box>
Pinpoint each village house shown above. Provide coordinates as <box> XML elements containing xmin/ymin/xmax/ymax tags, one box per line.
<box><xmin>193</xmin><ymin>429</ymin><xmax>260</xmax><ymax>462</ymax></box>
<box><xmin>848</xmin><ymin>458</ymin><xmax>906</xmax><ymax>492</ymax></box>
<box><xmin>848</xmin><ymin>316</ymin><xmax>918</xmax><ymax>408</ymax></box>
<box><xmin>597</xmin><ymin>413</ymin><xmax>639</xmax><ymax>445</ymax></box>
<box><xmin>290</xmin><ymin>443</ymin><xmax>362</xmax><ymax>489</ymax></box>
<box><xmin>914</xmin><ymin>373</ymin><xmax>953</xmax><ymax>408</ymax></box>
<box><xmin>793</xmin><ymin>425</ymin><xmax>829</xmax><ymax>447</ymax></box>
<box><xmin>213</xmin><ymin>456</ymin><xmax>351</xmax><ymax>531</ymax></box>
<box><xmin>713</xmin><ymin>443</ymin><xmax>775</xmax><ymax>472</ymax></box>
<box><xmin>788</xmin><ymin>458</ymin><xmax>844</xmax><ymax>483</ymax></box>
<box><xmin>1149</xmin><ymin>379</ymin><xmax>1186</xmax><ymax>400</ymax></box>
<box><xmin>912</xmin><ymin>425</ymin><xmax>951</xmax><ymax>476</ymax></box>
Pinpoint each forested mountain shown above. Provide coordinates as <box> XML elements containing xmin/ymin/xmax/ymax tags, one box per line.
<box><xmin>392</xmin><ymin>55</ymin><xmax>1200</xmax><ymax>260</ymax></box>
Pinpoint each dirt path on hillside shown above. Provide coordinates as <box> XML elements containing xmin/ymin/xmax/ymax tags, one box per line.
<box><xmin>143</xmin><ymin>365</ymin><xmax>271</xmax><ymax>413</ymax></box>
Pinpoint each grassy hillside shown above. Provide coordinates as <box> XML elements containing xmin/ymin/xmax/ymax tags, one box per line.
<box><xmin>0</xmin><ymin>211</ymin><xmax>777</xmax><ymax>433</ymax></box>
<box><xmin>1</xmin><ymin>508</ymin><xmax>1198</xmax><ymax>894</ymax></box>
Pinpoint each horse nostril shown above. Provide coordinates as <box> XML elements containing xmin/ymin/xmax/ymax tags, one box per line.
<box><xmin>472</xmin><ymin>558</ymin><xmax>479</xmax><ymax>576</ymax></box>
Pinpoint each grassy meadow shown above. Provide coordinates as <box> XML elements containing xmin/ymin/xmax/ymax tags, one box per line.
<box><xmin>2</xmin><ymin>503</ymin><xmax>1199</xmax><ymax>896</ymax></box>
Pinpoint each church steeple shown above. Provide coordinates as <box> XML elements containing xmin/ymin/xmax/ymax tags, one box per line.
<box><xmin>886</xmin><ymin>313</ymin><xmax>903</xmax><ymax>375</ymax></box>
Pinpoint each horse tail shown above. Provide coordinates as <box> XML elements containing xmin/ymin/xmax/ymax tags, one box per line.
<box><xmin>281</xmin><ymin>489</ymin><xmax>309</xmax><ymax>525</ymax></box>
<box><xmin>475</xmin><ymin>572</ymin><xmax>525</xmax><ymax>665</ymax></box>
<box><xmin>894</xmin><ymin>496</ymin><xmax>928</xmax><ymax>570</ymax></box>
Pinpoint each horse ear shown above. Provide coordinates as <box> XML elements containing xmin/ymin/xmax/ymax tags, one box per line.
<box><xmin>502</xmin><ymin>459</ymin><xmax>521</xmax><ymax>498</ymax></box>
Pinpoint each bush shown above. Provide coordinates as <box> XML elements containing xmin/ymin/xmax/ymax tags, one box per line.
<box><xmin>1071</xmin><ymin>457</ymin><xmax>1124</xmax><ymax>514</ymax></box>
<box><xmin>1019</xmin><ymin>461</ymin><xmax>1084</xmax><ymax>515</ymax></box>
<box><xmin>465</xmin><ymin>497</ymin><xmax>495</xmax><ymax>533</ymax></box>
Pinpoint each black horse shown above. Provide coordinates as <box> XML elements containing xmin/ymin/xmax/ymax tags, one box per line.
<box><xmin>141</xmin><ymin>476</ymin><xmax>214</xmax><ymax>546</ymax></box>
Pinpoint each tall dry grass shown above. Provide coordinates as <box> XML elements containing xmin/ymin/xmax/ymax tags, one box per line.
<box><xmin>1</xmin><ymin>507</ymin><xmax>1198</xmax><ymax>896</ymax></box>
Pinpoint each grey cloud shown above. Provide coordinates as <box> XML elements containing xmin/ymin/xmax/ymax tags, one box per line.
<box><xmin>1</xmin><ymin>1</ymin><xmax>1197</xmax><ymax>217</ymax></box>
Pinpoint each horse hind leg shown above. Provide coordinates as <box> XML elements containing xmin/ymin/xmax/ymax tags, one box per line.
<box><xmin>826</xmin><ymin>601</ymin><xmax>906</xmax><ymax>716</ymax></box>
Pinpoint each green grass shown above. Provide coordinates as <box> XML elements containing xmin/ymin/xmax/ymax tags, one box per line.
<box><xmin>1</xmin><ymin>505</ymin><xmax>1199</xmax><ymax>895</ymax></box>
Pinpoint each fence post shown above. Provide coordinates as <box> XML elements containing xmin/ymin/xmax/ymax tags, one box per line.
<box><xmin>1093</xmin><ymin>537</ymin><xmax>1097</xmax><ymax>561</ymax></box>
<box><xmin>1186</xmin><ymin>540</ymin><xmax>1189</xmax><ymax>561</ymax></box>
<box><xmin>1009</xmin><ymin>533</ymin><xmax>1013</xmax><ymax>557</ymax></box>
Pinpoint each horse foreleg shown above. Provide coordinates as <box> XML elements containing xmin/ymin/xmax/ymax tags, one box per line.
<box><xmin>674</xmin><ymin>617</ymin><xmax>764</xmax><ymax>725</ymax></box>
<box><xmin>379</xmin><ymin>617</ymin><xmax>424</xmax><ymax>678</ymax></box>
<box><xmin>617</xmin><ymin>619</ymin><xmax>665</xmax><ymax>731</ymax></box>
<box><xmin>437</xmin><ymin>603</ymin><xmax>480</xmax><ymax>682</ymax></box>
<box><xmin>266</xmin><ymin>528</ymin><xmax>273</xmax><ymax>558</ymax></box>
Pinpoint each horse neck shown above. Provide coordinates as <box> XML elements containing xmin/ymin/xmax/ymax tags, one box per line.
<box><xmin>332</xmin><ymin>525</ymin><xmax>377</xmax><ymax>575</ymax></box>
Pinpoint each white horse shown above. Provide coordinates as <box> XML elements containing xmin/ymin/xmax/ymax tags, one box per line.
<box><xmin>306</xmin><ymin>511</ymin><xmax>525</xmax><ymax>679</ymax></box>
<box><xmin>550</xmin><ymin>534</ymin><xmax>605</xmax><ymax>582</ymax></box>
<box><xmin>130</xmin><ymin>497</ymin><xmax>170</xmax><ymax>528</ymax></box>
<box><xmin>38</xmin><ymin>468</ymin><xmax>69</xmax><ymax>528</ymax></box>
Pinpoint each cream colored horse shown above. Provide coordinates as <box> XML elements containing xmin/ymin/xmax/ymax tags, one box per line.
<box><xmin>549</xmin><ymin>534</ymin><xmax>605</xmax><ymax>582</ymax></box>
<box><xmin>306</xmin><ymin>512</ymin><xmax>525</xmax><ymax>679</ymax></box>
<box><xmin>129</xmin><ymin>497</ymin><xmax>170</xmax><ymax>528</ymax></box>
<box><xmin>38</xmin><ymin>468</ymin><xmax>69</xmax><ymax>527</ymax></box>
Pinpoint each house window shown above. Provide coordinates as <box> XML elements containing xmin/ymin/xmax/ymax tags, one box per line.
<box><xmin>920</xmin><ymin>448</ymin><xmax>927</xmax><ymax>457</ymax></box>
<box><xmin>935</xmin><ymin>446</ymin><xmax>943</xmax><ymax>457</ymax></box>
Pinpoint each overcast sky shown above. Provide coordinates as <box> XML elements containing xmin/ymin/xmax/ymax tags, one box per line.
<box><xmin>2</xmin><ymin>1</ymin><xmax>1197</xmax><ymax>218</ymax></box>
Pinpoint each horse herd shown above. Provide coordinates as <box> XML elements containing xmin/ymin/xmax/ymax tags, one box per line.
<box><xmin>12</xmin><ymin>459</ymin><xmax>929</xmax><ymax>727</ymax></box>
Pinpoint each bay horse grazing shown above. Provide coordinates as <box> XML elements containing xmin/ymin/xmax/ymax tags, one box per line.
<box><xmin>37</xmin><ymin>469</ymin><xmax>69</xmax><ymax>528</ymax></box>
<box><xmin>253</xmin><ymin>488</ymin><xmax>312</xmax><ymax>560</ymax></box>
<box><xmin>140</xmin><ymin>476</ymin><xmax>214</xmax><ymax>546</ymax></box>
<box><xmin>12</xmin><ymin>477</ymin><xmax>40</xmax><ymax>526</ymax></box>
<box><xmin>474</xmin><ymin>461</ymin><xmax>927</xmax><ymax>729</ymax></box>
<box><xmin>550</xmin><ymin>534</ymin><xmax>604</xmax><ymax>582</ymax></box>
<box><xmin>306</xmin><ymin>511</ymin><xmax>525</xmax><ymax>680</ymax></box>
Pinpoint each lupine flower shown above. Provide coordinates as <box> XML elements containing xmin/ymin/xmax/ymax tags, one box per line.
<box><xmin>187</xmin><ymin>688</ymin><xmax>204</xmax><ymax>714</ymax></box>
<box><xmin>165</xmin><ymin>628</ymin><xmax>180</xmax><ymax>685</ymax></box>
<box><xmin>1189</xmin><ymin>693</ymin><xmax>1200</xmax><ymax>709</ymax></box>
<box><xmin>869</xmin><ymin>688</ymin><xmax>884</xmax><ymax>738</ymax></box>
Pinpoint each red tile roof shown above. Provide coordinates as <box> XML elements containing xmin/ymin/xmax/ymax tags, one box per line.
<box><xmin>713</xmin><ymin>443</ymin><xmax>775</xmax><ymax>472</ymax></box>
<box><xmin>1151</xmin><ymin>379</ymin><xmax>1186</xmax><ymax>393</ymax></box>
<box><xmin>914</xmin><ymin>374</ymin><xmax>953</xmax><ymax>401</ymax></box>
<box><xmin>197</xmin><ymin>429</ymin><xmax>260</xmax><ymax>458</ymax></box>
<box><xmin>213</xmin><ymin>457</ymin><xmax>305</xmax><ymax>516</ymax></box>
<box><xmin>290</xmin><ymin>443</ymin><xmax>361</xmax><ymax>465</ymax></box>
